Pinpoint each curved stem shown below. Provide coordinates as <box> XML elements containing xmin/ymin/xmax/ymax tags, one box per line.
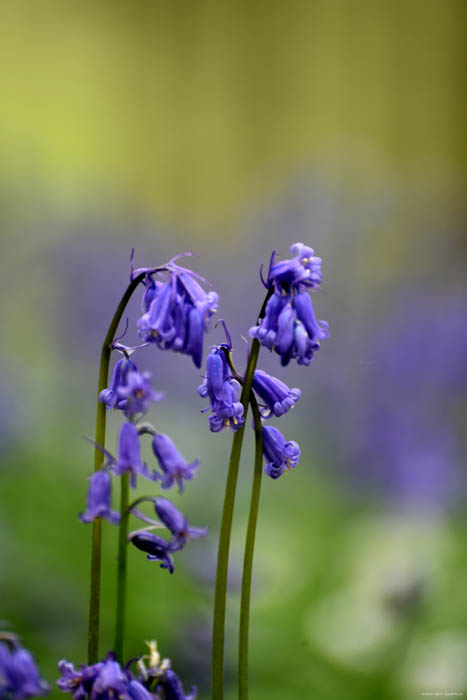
<box><xmin>211</xmin><ymin>289</ymin><xmax>272</xmax><ymax>700</ymax></box>
<box><xmin>238</xmin><ymin>395</ymin><xmax>263</xmax><ymax>700</ymax></box>
<box><xmin>88</xmin><ymin>272</ymin><xmax>145</xmax><ymax>664</ymax></box>
<box><xmin>114</xmin><ymin>472</ymin><xmax>130</xmax><ymax>661</ymax></box>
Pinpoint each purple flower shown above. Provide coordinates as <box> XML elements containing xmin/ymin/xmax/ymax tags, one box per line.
<box><xmin>91</xmin><ymin>655</ymin><xmax>128</xmax><ymax>699</ymax></box>
<box><xmin>0</xmin><ymin>642</ymin><xmax>50</xmax><ymax>699</ymax></box>
<box><xmin>127</xmin><ymin>680</ymin><xmax>156</xmax><ymax>700</ymax></box>
<box><xmin>153</xmin><ymin>498</ymin><xmax>207</xmax><ymax>552</ymax></box>
<box><xmin>252</xmin><ymin>370</ymin><xmax>301</xmax><ymax>418</ymax></box>
<box><xmin>160</xmin><ymin>669</ymin><xmax>197</xmax><ymax>700</ymax></box>
<box><xmin>262</xmin><ymin>425</ymin><xmax>300</xmax><ymax>479</ymax></box>
<box><xmin>116</xmin><ymin>369</ymin><xmax>164</xmax><ymax>417</ymax></box>
<box><xmin>79</xmin><ymin>471</ymin><xmax>120</xmax><ymax>525</ymax></box>
<box><xmin>151</xmin><ymin>434</ymin><xmax>199</xmax><ymax>493</ymax></box>
<box><xmin>113</xmin><ymin>422</ymin><xmax>156</xmax><ymax>488</ymax></box>
<box><xmin>198</xmin><ymin>348</ymin><xmax>244</xmax><ymax>432</ymax></box>
<box><xmin>268</xmin><ymin>242</ymin><xmax>322</xmax><ymax>289</ymax></box>
<box><xmin>99</xmin><ymin>358</ymin><xmax>137</xmax><ymax>410</ymax></box>
<box><xmin>57</xmin><ymin>660</ymin><xmax>104</xmax><ymax>700</ymax></box>
<box><xmin>137</xmin><ymin>264</ymin><xmax>218</xmax><ymax>369</ymax></box>
<box><xmin>128</xmin><ymin>532</ymin><xmax>175</xmax><ymax>574</ymax></box>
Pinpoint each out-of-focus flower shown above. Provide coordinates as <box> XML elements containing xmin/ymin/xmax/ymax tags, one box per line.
<box><xmin>262</xmin><ymin>425</ymin><xmax>301</xmax><ymax>479</ymax></box>
<box><xmin>0</xmin><ymin>640</ymin><xmax>50</xmax><ymax>699</ymax></box>
<box><xmin>136</xmin><ymin>261</ymin><xmax>218</xmax><ymax>369</ymax></box>
<box><xmin>57</xmin><ymin>659</ymin><xmax>103</xmax><ymax>700</ymax></box>
<box><xmin>153</xmin><ymin>498</ymin><xmax>207</xmax><ymax>552</ymax></box>
<box><xmin>198</xmin><ymin>348</ymin><xmax>244</xmax><ymax>432</ymax></box>
<box><xmin>128</xmin><ymin>532</ymin><xmax>175</xmax><ymax>574</ymax></box>
<box><xmin>159</xmin><ymin>669</ymin><xmax>197</xmax><ymax>700</ymax></box>
<box><xmin>252</xmin><ymin>370</ymin><xmax>301</xmax><ymax>418</ymax></box>
<box><xmin>151</xmin><ymin>434</ymin><xmax>199</xmax><ymax>493</ymax></box>
<box><xmin>116</xmin><ymin>369</ymin><xmax>164</xmax><ymax>417</ymax></box>
<box><xmin>79</xmin><ymin>471</ymin><xmax>120</xmax><ymax>525</ymax></box>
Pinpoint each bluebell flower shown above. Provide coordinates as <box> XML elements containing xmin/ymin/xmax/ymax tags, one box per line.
<box><xmin>252</xmin><ymin>370</ymin><xmax>301</xmax><ymax>418</ymax></box>
<box><xmin>128</xmin><ymin>532</ymin><xmax>175</xmax><ymax>574</ymax></box>
<box><xmin>113</xmin><ymin>422</ymin><xmax>157</xmax><ymax>488</ymax></box>
<box><xmin>262</xmin><ymin>425</ymin><xmax>301</xmax><ymax>479</ymax></box>
<box><xmin>91</xmin><ymin>654</ymin><xmax>129</xmax><ymax>699</ymax></box>
<box><xmin>160</xmin><ymin>669</ymin><xmax>197</xmax><ymax>700</ymax></box>
<box><xmin>198</xmin><ymin>348</ymin><xmax>244</xmax><ymax>432</ymax></box>
<box><xmin>137</xmin><ymin>264</ymin><xmax>218</xmax><ymax>368</ymax></box>
<box><xmin>151</xmin><ymin>434</ymin><xmax>199</xmax><ymax>493</ymax></box>
<box><xmin>116</xmin><ymin>369</ymin><xmax>164</xmax><ymax>417</ymax></box>
<box><xmin>57</xmin><ymin>659</ymin><xmax>103</xmax><ymax>700</ymax></box>
<box><xmin>0</xmin><ymin>641</ymin><xmax>50</xmax><ymax>699</ymax></box>
<box><xmin>99</xmin><ymin>357</ymin><xmax>137</xmax><ymax>410</ymax></box>
<box><xmin>79</xmin><ymin>471</ymin><xmax>120</xmax><ymax>525</ymax></box>
<box><xmin>127</xmin><ymin>680</ymin><xmax>156</xmax><ymax>700</ymax></box>
<box><xmin>153</xmin><ymin>498</ymin><xmax>207</xmax><ymax>552</ymax></box>
<box><xmin>267</xmin><ymin>242</ymin><xmax>322</xmax><ymax>289</ymax></box>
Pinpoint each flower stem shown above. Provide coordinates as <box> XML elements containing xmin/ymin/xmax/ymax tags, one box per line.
<box><xmin>88</xmin><ymin>272</ymin><xmax>145</xmax><ymax>664</ymax></box>
<box><xmin>238</xmin><ymin>394</ymin><xmax>263</xmax><ymax>700</ymax></box>
<box><xmin>114</xmin><ymin>471</ymin><xmax>130</xmax><ymax>661</ymax></box>
<box><xmin>211</xmin><ymin>289</ymin><xmax>272</xmax><ymax>700</ymax></box>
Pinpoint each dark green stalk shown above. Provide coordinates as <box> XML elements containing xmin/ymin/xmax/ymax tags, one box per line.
<box><xmin>88</xmin><ymin>272</ymin><xmax>145</xmax><ymax>664</ymax></box>
<box><xmin>211</xmin><ymin>289</ymin><xmax>272</xmax><ymax>700</ymax></box>
<box><xmin>238</xmin><ymin>394</ymin><xmax>263</xmax><ymax>700</ymax></box>
<box><xmin>114</xmin><ymin>471</ymin><xmax>130</xmax><ymax>661</ymax></box>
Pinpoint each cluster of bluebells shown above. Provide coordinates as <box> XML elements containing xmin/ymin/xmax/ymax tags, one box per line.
<box><xmin>81</xmin><ymin>254</ymin><xmax>215</xmax><ymax>572</ymax></box>
<box><xmin>199</xmin><ymin>242</ymin><xmax>328</xmax><ymax>479</ymax></box>
<box><xmin>0</xmin><ymin>633</ymin><xmax>50</xmax><ymax>699</ymax></box>
<box><xmin>57</xmin><ymin>642</ymin><xmax>196</xmax><ymax>700</ymax></box>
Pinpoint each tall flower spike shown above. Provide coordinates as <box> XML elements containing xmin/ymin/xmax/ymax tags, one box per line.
<box><xmin>252</xmin><ymin>370</ymin><xmax>301</xmax><ymax>418</ymax></box>
<box><xmin>128</xmin><ymin>531</ymin><xmax>175</xmax><ymax>574</ymax></box>
<box><xmin>154</xmin><ymin>498</ymin><xmax>208</xmax><ymax>552</ymax></box>
<box><xmin>79</xmin><ymin>471</ymin><xmax>120</xmax><ymax>525</ymax></box>
<box><xmin>262</xmin><ymin>425</ymin><xmax>301</xmax><ymax>479</ymax></box>
<box><xmin>113</xmin><ymin>422</ymin><xmax>157</xmax><ymax>488</ymax></box>
<box><xmin>0</xmin><ymin>642</ymin><xmax>50</xmax><ymax>699</ymax></box>
<box><xmin>151</xmin><ymin>433</ymin><xmax>200</xmax><ymax>493</ymax></box>
<box><xmin>198</xmin><ymin>347</ymin><xmax>244</xmax><ymax>432</ymax></box>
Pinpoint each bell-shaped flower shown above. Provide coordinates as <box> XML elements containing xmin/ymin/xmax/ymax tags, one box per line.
<box><xmin>151</xmin><ymin>434</ymin><xmax>199</xmax><ymax>493</ymax></box>
<box><xmin>91</xmin><ymin>654</ymin><xmax>129</xmax><ymax>699</ymax></box>
<box><xmin>268</xmin><ymin>242</ymin><xmax>322</xmax><ymax>289</ymax></box>
<box><xmin>0</xmin><ymin>642</ymin><xmax>50</xmax><ymax>699</ymax></box>
<box><xmin>113</xmin><ymin>422</ymin><xmax>157</xmax><ymax>488</ymax></box>
<box><xmin>79</xmin><ymin>471</ymin><xmax>120</xmax><ymax>525</ymax></box>
<box><xmin>128</xmin><ymin>532</ymin><xmax>175</xmax><ymax>574</ymax></box>
<box><xmin>252</xmin><ymin>370</ymin><xmax>301</xmax><ymax>418</ymax></box>
<box><xmin>262</xmin><ymin>425</ymin><xmax>301</xmax><ymax>479</ymax></box>
<box><xmin>198</xmin><ymin>348</ymin><xmax>244</xmax><ymax>432</ymax></box>
<box><xmin>116</xmin><ymin>369</ymin><xmax>164</xmax><ymax>417</ymax></box>
<box><xmin>154</xmin><ymin>498</ymin><xmax>207</xmax><ymax>552</ymax></box>
<box><xmin>99</xmin><ymin>358</ymin><xmax>137</xmax><ymax>410</ymax></box>
<box><xmin>57</xmin><ymin>660</ymin><xmax>103</xmax><ymax>700</ymax></box>
<box><xmin>292</xmin><ymin>291</ymin><xmax>329</xmax><ymax>345</ymax></box>
<box><xmin>160</xmin><ymin>669</ymin><xmax>197</xmax><ymax>700</ymax></box>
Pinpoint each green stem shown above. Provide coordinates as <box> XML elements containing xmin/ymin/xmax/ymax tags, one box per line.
<box><xmin>238</xmin><ymin>395</ymin><xmax>263</xmax><ymax>700</ymax></box>
<box><xmin>88</xmin><ymin>271</ymin><xmax>145</xmax><ymax>664</ymax></box>
<box><xmin>211</xmin><ymin>289</ymin><xmax>272</xmax><ymax>700</ymax></box>
<box><xmin>114</xmin><ymin>472</ymin><xmax>130</xmax><ymax>661</ymax></box>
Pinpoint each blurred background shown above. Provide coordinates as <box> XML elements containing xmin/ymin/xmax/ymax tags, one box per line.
<box><xmin>0</xmin><ymin>1</ymin><xmax>465</xmax><ymax>698</ymax></box>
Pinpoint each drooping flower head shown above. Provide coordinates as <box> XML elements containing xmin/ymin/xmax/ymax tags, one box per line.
<box><xmin>79</xmin><ymin>471</ymin><xmax>120</xmax><ymax>525</ymax></box>
<box><xmin>100</xmin><ymin>358</ymin><xmax>164</xmax><ymax>418</ymax></box>
<box><xmin>153</xmin><ymin>498</ymin><xmax>207</xmax><ymax>552</ymax></box>
<box><xmin>262</xmin><ymin>425</ymin><xmax>301</xmax><ymax>479</ymax></box>
<box><xmin>159</xmin><ymin>669</ymin><xmax>197</xmax><ymax>700</ymax></box>
<box><xmin>267</xmin><ymin>242</ymin><xmax>322</xmax><ymax>289</ymax></box>
<box><xmin>99</xmin><ymin>357</ymin><xmax>138</xmax><ymax>410</ymax></box>
<box><xmin>113</xmin><ymin>422</ymin><xmax>157</xmax><ymax>488</ymax></box>
<box><xmin>0</xmin><ymin>639</ymin><xmax>50</xmax><ymax>699</ymax></box>
<box><xmin>252</xmin><ymin>370</ymin><xmax>301</xmax><ymax>418</ymax></box>
<box><xmin>57</xmin><ymin>659</ymin><xmax>103</xmax><ymax>700</ymax></box>
<box><xmin>198</xmin><ymin>347</ymin><xmax>244</xmax><ymax>432</ymax></box>
<box><xmin>151</xmin><ymin>434</ymin><xmax>200</xmax><ymax>493</ymax></box>
<box><xmin>136</xmin><ymin>258</ymin><xmax>219</xmax><ymax>369</ymax></box>
<box><xmin>128</xmin><ymin>531</ymin><xmax>175</xmax><ymax>574</ymax></box>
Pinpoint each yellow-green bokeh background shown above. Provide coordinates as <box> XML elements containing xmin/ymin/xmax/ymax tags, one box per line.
<box><xmin>0</xmin><ymin>2</ymin><xmax>465</xmax><ymax>699</ymax></box>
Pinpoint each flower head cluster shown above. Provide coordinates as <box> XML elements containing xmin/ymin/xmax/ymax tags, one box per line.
<box><xmin>57</xmin><ymin>644</ymin><xmax>196</xmax><ymax>700</ymax></box>
<box><xmin>136</xmin><ymin>260</ymin><xmax>219</xmax><ymax>369</ymax></box>
<box><xmin>0</xmin><ymin>636</ymin><xmax>50</xmax><ymax>699</ymax></box>
<box><xmin>250</xmin><ymin>242</ymin><xmax>329</xmax><ymax>367</ymax></box>
<box><xmin>128</xmin><ymin>498</ymin><xmax>207</xmax><ymax>574</ymax></box>
<box><xmin>198</xmin><ymin>347</ymin><xmax>244</xmax><ymax>432</ymax></box>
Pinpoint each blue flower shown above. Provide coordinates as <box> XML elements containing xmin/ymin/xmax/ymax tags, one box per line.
<box><xmin>91</xmin><ymin>655</ymin><xmax>129</xmax><ymax>699</ymax></box>
<box><xmin>160</xmin><ymin>669</ymin><xmax>197</xmax><ymax>700</ymax></box>
<box><xmin>198</xmin><ymin>348</ymin><xmax>244</xmax><ymax>432</ymax></box>
<box><xmin>0</xmin><ymin>641</ymin><xmax>50</xmax><ymax>699</ymax></box>
<box><xmin>127</xmin><ymin>680</ymin><xmax>156</xmax><ymax>700</ymax></box>
<box><xmin>262</xmin><ymin>425</ymin><xmax>300</xmax><ymax>479</ymax></box>
<box><xmin>99</xmin><ymin>357</ymin><xmax>137</xmax><ymax>410</ymax></box>
<box><xmin>128</xmin><ymin>532</ymin><xmax>175</xmax><ymax>574</ymax></box>
<box><xmin>57</xmin><ymin>659</ymin><xmax>103</xmax><ymax>700</ymax></box>
<box><xmin>116</xmin><ymin>369</ymin><xmax>164</xmax><ymax>417</ymax></box>
<box><xmin>151</xmin><ymin>434</ymin><xmax>199</xmax><ymax>493</ymax></box>
<box><xmin>113</xmin><ymin>423</ymin><xmax>157</xmax><ymax>488</ymax></box>
<box><xmin>252</xmin><ymin>370</ymin><xmax>301</xmax><ymax>418</ymax></box>
<box><xmin>137</xmin><ymin>264</ymin><xmax>218</xmax><ymax>369</ymax></box>
<box><xmin>79</xmin><ymin>471</ymin><xmax>120</xmax><ymax>525</ymax></box>
<box><xmin>267</xmin><ymin>242</ymin><xmax>322</xmax><ymax>289</ymax></box>
<box><xmin>153</xmin><ymin>498</ymin><xmax>207</xmax><ymax>552</ymax></box>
